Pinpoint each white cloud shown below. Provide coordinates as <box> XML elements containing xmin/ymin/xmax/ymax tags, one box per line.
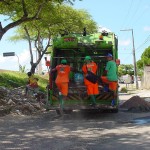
<box><xmin>98</xmin><ymin>26</ymin><xmax>111</xmax><ymax>32</ymax></box>
<box><xmin>143</xmin><ymin>26</ymin><xmax>150</xmax><ymax>31</ymax></box>
<box><xmin>0</xmin><ymin>55</ymin><xmax>6</xmax><ymax>63</ymax></box>
<box><xmin>0</xmin><ymin>53</ymin><xmax>16</xmax><ymax>63</ymax></box>
<box><xmin>15</xmin><ymin>49</ymin><xmax>40</xmax><ymax>65</ymax></box>
<box><xmin>0</xmin><ymin>49</ymin><xmax>48</xmax><ymax>71</ymax></box>
<box><xmin>0</xmin><ymin>55</ymin><xmax>19</xmax><ymax>71</ymax></box>
<box><xmin>0</xmin><ymin>50</ymin><xmax>30</xmax><ymax>63</ymax></box>
<box><xmin>118</xmin><ymin>39</ymin><xmax>131</xmax><ymax>46</ymax></box>
<box><xmin>18</xmin><ymin>50</ymin><xmax>30</xmax><ymax>64</ymax></box>
<box><xmin>0</xmin><ymin>49</ymin><xmax>31</xmax><ymax>71</ymax></box>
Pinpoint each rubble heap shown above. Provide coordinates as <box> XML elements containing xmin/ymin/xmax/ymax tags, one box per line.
<box><xmin>0</xmin><ymin>86</ymin><xmax>47</xmax><ymax>116</ymax></box>
<box><xmin>120</xmin><ymin>95</ymin><xmax>150</xmax><ymax>112</ymax></box>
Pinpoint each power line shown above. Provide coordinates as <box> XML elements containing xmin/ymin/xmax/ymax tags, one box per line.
<box><xmin>118</xmin><ymin>52</ymin><xmax>132</xmax><ymax>54</ymax></box>
<box><xmin>136</xmin><ymin>34</ymin><xmax>150</xmax><ymax>53</ymax></box>
<box><xmin>120</xmin><ymin>0</ymin><xmax>134</xmax><ymax>29</ymax></box>
<box><xmin>120</xmin><ymin>52</ymin><xmax>132</xmax><ymax>63</ymax></box>
<box><xmin>129</xmin><ymin>0</ymin><xmax>141</xmax><ymax>26</ymax></box>
<box><xmin>130</xmin><ymin>6</ymin><xmax>147</xmax><ymax>27</ymax></box>
<box><xmin>121</xmin><ymin>0</ymin><xmax>144</xmax><ymax>29</ymax></box>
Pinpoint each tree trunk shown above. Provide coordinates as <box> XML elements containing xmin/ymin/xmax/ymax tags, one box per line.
<box><xmin>30</xmin><ymin>63</ymin><xmax>37</xmax><ymax>74</ymax></box>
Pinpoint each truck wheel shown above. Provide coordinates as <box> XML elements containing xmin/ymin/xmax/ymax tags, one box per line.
<box><xmin>63</xmin><ymin>109</ymin><xmax>73</xmax><ymax>114</ymax></box>
<box><xmin>111</xmin><ymin>108</ymin><xmax>119</xmax><ymax>113</ymax></box>
<box><xmin>56</xmin><ymin>109</ymin><xmax>64</xmax><ymax>116</ymax></box>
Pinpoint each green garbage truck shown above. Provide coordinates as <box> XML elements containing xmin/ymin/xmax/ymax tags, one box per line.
<box><xmin>45</xmin><ymin>30</ymin><xmax>120</xmax><ymax>114</ymax></box>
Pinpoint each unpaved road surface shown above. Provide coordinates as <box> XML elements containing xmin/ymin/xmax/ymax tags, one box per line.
<box><xmin>0</xmin><ymin>89</ymin><xmax>150</xmax><ymax>150</ymax></box>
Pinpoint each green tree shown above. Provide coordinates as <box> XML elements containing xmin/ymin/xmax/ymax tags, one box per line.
<box><xmin>0</xmin><ymin>0</ymin><xmax>81</xmax><ymax>40</ymax></box>
<box><xmin>118</xmin><ymin>64</ymin><xmax>134</xmax><ymax>77</ymax></box>
<box><xmin>10</xmin><ymin>4</ymin><xmax>97</xmax><ymax>73</ymax></box>
<box><xmin>137</xmin><ymin>46</ymin><xmax>150</xmax><ymax>70</ymax></box>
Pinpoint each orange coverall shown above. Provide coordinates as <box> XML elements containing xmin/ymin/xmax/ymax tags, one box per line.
<box><xmin>82</xmin><ymin>62</ymin><xmax>99</xmax><ymax>95</ymax></box>
<box><xmin>55</xmin><ymin>64</ymin><xmax>71</xmax><ymax>96</ymax></box>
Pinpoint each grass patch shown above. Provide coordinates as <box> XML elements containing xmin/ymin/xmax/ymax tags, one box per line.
<box><xmin>0</xmin><ymin>70</ymin><xmax>48</xmax><ymax>92</ymax></box>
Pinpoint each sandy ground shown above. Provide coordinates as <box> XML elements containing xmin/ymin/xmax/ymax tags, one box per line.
<box><xmin>0</xmin><ymin>82</ymin><xmax>150</xmax><ymax>150</ymax></box>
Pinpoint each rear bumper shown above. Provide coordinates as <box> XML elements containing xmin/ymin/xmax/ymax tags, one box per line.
<box><xmin>47</xmin><ymin>104</ymin><xmax>118</xmax><ymax>111</ymax></box>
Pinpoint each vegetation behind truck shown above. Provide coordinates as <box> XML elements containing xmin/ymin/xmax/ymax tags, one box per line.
<box><xmin>46</xmin><ymin>30</ymin><xmax>120</xmax><ymax>113</ymax></box>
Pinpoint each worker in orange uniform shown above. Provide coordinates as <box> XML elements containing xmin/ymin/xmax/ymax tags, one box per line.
<box><xmin>101</xmin><ymin>53</ymin><xmax>118</xmax><ymax>106</ymax></box>
<box><xmin>82</xmin><ymin>56</ymin><xmax>99</xmax><ymax>107</ymax></box>
<box><xmin>51</xmin><ymin>59</ymin><xmax>72</xmax><ymax>109</ymax></box>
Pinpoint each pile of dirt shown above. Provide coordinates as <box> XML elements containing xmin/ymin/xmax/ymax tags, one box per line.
<box><xmin>0</xmin><ymin>86</ymin><xmax>47</xmax><ymax>116</ymax></box>
<box><xmin>120</xmin><ymin>95</ymin><xmax>150</xmax><ymax>112</ymax></box>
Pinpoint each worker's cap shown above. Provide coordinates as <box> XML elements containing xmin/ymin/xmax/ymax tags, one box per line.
<box><xmin>84</xmin><ymin>56</ymin><xmax>91</xmax><ymax>61</ymax></box>
<box><xmin>61</xmin><ymin>59</ymin><xmax>67</xmax><ymax>64</ymax></box>
<box><xmin>106</xmin><ymin>53</ymin><xmax>113</xmax><ymax>57</ymax></box>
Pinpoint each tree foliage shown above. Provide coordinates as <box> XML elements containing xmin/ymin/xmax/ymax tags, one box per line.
<box><xmin>0</xmin><ymin>0</ymin><xmax>81</xmax><ymax>40</ymax></box>
<box><xmin>137</xmin><ymin>46</ymin><xmax>150</xmax><ymax>70</ymax></box>
<box><xmin>118</xmin><ymin>64</ymin><xmax>134</xmax><ymax>77</ymax></box>
<box><xmin>11</xmin><ymin>4</ymin><xmax>97</xmax><ymax>40</ymax></box>
<box><xmin>9</xmin><ymin>4</ymin><xmax>97</xmax><ymax>73</ymax></box>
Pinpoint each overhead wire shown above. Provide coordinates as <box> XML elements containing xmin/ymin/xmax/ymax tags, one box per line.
<box><xmin>136</xmin><ymin>34</ymin><xmax>150</xmax><ymax>53</ymax></box>
<box><xmin>119</xmin><ymin>0</ymin><xmax>150</xmax><ymax>63</ymax></box>
<box><xmin>119</xmin><ymin>52</ymin><xmax>131</xmax><ymax>54</ymax></box>
<box><xmin>119</xmin><ymin>0</ymin><xmax>140</xmax><ymax>48</ymax></box>
<box><xmin>120</xmin><ymin>38</ymin><xmax>148</xmax><ymax>63</ymax></box>
<box><xmin>128</xmin><ymin>0</ymin><xmax>141</xmax><ymax>27</ymax></box>
<box><xmin>120</xmin><ymin>0</ymin><xmax>142</xmax><ymax>30</ymax></box>
<box><xmin>130</xmin><ymin>6</ymin><xmax>147</xmax><ymax>27</ymax></box>
<box><xmin>119</xmin><ymin>0</ymin><xmax>134</xmax><ymax>41</ymax></box>
<box><xmin>120</xmin><ymin>0</ymin><xmax>134</xmax><ymax>29</ymax></box>
<box><xmin>120</xmin><ymin>52</ymin><xmax>133</xmax><ymax>64</ymax></box>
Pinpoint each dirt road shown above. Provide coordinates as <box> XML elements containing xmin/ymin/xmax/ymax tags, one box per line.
<box><xmin>0</xmin><ymin>89</ymin><xmax>150</xmax><ymax>150</ymax></box>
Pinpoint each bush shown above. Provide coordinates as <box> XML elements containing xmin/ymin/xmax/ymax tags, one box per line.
<box><xmin>120</xmin><ymin>87</ymin><xmax>128</xmax><ymax>93</ymax></box>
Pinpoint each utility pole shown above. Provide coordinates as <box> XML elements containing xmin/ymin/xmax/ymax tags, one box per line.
<box><xmin>120</xmin><ymin>29</ymin><xmax>139</xmax><ymax>89</ymax></box>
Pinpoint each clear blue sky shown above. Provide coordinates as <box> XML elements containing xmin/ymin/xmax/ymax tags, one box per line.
<box><xmin>0</xmin><ymin>0</ymin><xmax>150</xmax><ymax>71</ymax></box>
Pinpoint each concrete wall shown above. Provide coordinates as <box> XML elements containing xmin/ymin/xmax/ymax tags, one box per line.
<box><xmin>141</xmin><ymin>66</ymin><xmax>150</xmax><ymax>89</ymax></box>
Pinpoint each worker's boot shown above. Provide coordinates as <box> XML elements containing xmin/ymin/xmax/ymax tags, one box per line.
<box><xmin>59</xmin><ymin>92</ymin><xmax>64</xmax><ymax>115</ymax></box>
<box><xmin>90</xmin><ymin>95</ymin><xmax>96</xmax><ymax>107</ymax></box>
<box><xmin>111</xmin><ymin>91</ymin><xmax>117</xmax><ymax>107</ymax></box>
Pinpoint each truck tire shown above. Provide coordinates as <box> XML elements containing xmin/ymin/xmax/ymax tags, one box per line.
<box><xmin>56</xmin><ymin>109</ymin><xmax>63</xmax><ymax>116</ymax></box>
<box><xmin>111</xmin><ymin>108</ymin><xmax>119</xmax><ymax>113</ymax></box>
<box><xmin>63</xmin><ymin>109</ymin><xmax>73</xmax><ymax>114</ymax></box>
